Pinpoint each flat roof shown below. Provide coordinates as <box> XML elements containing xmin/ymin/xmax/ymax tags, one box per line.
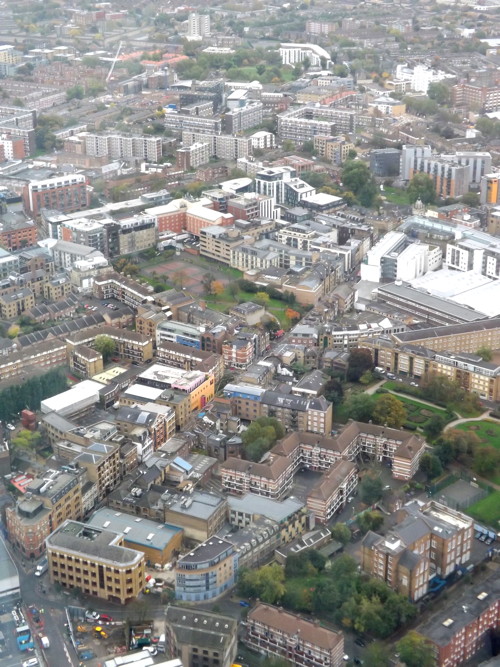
<box><xmin>87</xmin><ymin>508</ymin><xmax>181</xmax><ymax>551</ymax></box>
<box><xmin>123</xmin><ymin>384</ymin><xmax>165</xmax><ymax>401</ymax></box>
<box><xmin>40</xmin><ymin>379</ymin><xmax>104</xmax><ymax>414</ymax></box>
<box><xmin>228</xmin><ymin>494</ymin><xmax>304</xmax><ymax>523</ymax></box>
<box><xmin>0</xmin><ymin>533</ymin><xmax>19</xmax><ymax>593</ymax></box>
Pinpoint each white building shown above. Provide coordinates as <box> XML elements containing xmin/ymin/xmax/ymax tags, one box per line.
<box><xmin>187</xmin><ymin>13</ymin><xmax>210</xmax><ymax>40</ymax></box>
<box><xmin>400</xmin><ymin>144</ymin><xmax>432</xmax><ymax>181</ymax></box>
<box><xmin>279</xmin><ymin>43</ymin><xmax>332</xmax><ymax>68</ymax></box>
<box><xmin>394</xmin><ymin>64</ymin><xmax>454</xmax><ymax>94</ymax></box>
<box><xmin>440</xmin><ymin>151</ymin><xmax>492</xmax><ymax>186</ymax></box>
<box><xmin>249</xmin><ymin>131</ymin><xmax>276</xmax><ymax>150</ymax></box>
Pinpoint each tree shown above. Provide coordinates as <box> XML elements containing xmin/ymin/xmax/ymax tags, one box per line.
<box><xmin>427</xmin><ymin>82</ymin><xmax>451</xmax><ymax>105</ymax></box>
<box><xmin>172</xmin><ymin>269</ymin><xmax>187</xmax><ymax>289</ymax></box>
<box><xmin>94</xmin><ymin>335</ymin><xmax>115</xmax><ymax>363</ymax></box>
<box><xmin>373</xmin><ymin>394</ymin><xmax>407</xmax><ymax>429</ymax></box>
<box><xmin>419</xmin><ymin>453</ymin><xmax>443</xmax><ymax>480</ymax></box>
<box><xmin>7</xmin><ymin>324</ymin><xmax>20</xmax><ymax>339</ymax></box>
<box><xmin>477</xmin><ymin>346</ymin><xmax>492</xmax><ymax>361</ymax></box>
<box><xmin>238</xmin><ymin>563</ymin><xmax>285</xmax><ymax>604</ymax></box>
<box><xmin>342</xmin><ymin>160</ymin><xmax>378</xmax><ymax>207</ymax></box>
<box><xmin>360</xmin><ymin>475</ymin><xmax>383</xmax><ymax>505</ymax></box>
<box><xmin>242</xmin><ymin>417</ymin><xmax>284</xmax><ymax>462</ymax></box>
<box><xmin>209</xmin><ymin>280</ymin><xmax>225</xmax><ymax>300</ymax></box>
<box><xmin>347</xmin><ymin>348</ymin><xmax>373</xmax><ymax>381</ymax></box>
<box><xmin>363</xmin><ymin>641</ymin><xmax>391</xmax><ymax>667</ymax></box>
<box><xmin>473</xmin><ymin>446</ymin><xmax>500</xmax><ymax>477</ymax></box>
<box><xmin>202</xmin><ymin>272</ymin><xmax>216</xmax><ymax>295</ymax></box>
<box><xmin>228</xmin><ymin>282</ymin><xmax>239</xmax><ymax>299</ymax></box>
<box><xmin>424</xmin><ymin>414</ymin><xmax>447</xmax><ymax>440</ymax></box>
<box><xmin>255</xmin><ymin>291</ymin><xmax>270</xmax><ymax>308</ymax></box>
<box><xmin>323</xmin><ymin>378</ymin><xmax>343</xmax><ymax>405</ymax></box>
<box><xmin>397</xmin><ymin>631</ymin><xmax>437</xmax><ymax>667</ymax></box>
<box><xmin>343</xmin><ymin>393</ymin><xmax>376</xmax><ymax>423</ymax></box>
<box><xmin>462</xmin><ymin>191</ymin><xmax>480</xmax><ymax>207</ymax></box>
<box><xmin>11</xmin><ymin>429</ymin><xmax>41</xmax><ymax>452</ymax></box>
<box><xmin>331</xmin><ymin>523</ymin><xmax>351</xmax><ymax>545</ymax></box>
<box><xmin>358</xmin><ymin>510</ymin><xmax>384</xmax><ymax>533</ymax></box>
<box><xmin>407</xmin><ymin>173</ymin><xmax>436</xmax><ymax>205</ymax></box>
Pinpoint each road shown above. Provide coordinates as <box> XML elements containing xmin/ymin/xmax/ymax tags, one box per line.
<box><xmin>4</xmin><ymin>545</ymin><xmax>77</xmax><ymax>667</ymax></box>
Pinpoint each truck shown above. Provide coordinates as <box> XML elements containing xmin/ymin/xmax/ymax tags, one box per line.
<box><xmin>35</xmin><ymin>558</ymin><xmax>48</xmax><ymax>577</ymax></box>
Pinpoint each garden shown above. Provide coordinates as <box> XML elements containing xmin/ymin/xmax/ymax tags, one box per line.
<box><xmin>467</xmin><ymin>490</ymin><xmax>500</xmax><ymax>527</ymax></box>
<box><xmin>455</xmin><ymin>420</ymin><xmax>500</xmax><ymax>449</ymax></box>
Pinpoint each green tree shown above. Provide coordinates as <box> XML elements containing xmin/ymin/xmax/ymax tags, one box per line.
<box><xmin>407</xmin><ymin>173</ymin><xmax>436</xmax><ymax>205</ymax></box>
<box><xmin>373</xmin><ymin>394</ymin><xmax>407</xmax><ymax>428</ymax></box>
<box><xmin>472</xmin><ymin>446</ymin><xmax>500</xmax><ymax>477</ymax></box>
<box><xmin>397</xmin><ymin>631</ymin><xmax>437</xmax><ymax>667</ymax></box>
<box><xmin>94</xmin><ymin>335</ymin><xmax>115</xmax><ymax>363</ymax></box>
<box><xmin>462</xmin><ymin>191</ymin><xmax>480</xmax><ymax>207</ymax></box>
<box><xmin>477</xmin><ymin>346</ymin><xmax>492</xmax><ymax>361</ymax></box>
<box><xmin>342</xmin><ymin>160</ymin><xmax>378</xmax><ymax>207</ymax></box>
<box><xmin>331</xmin><ymin>523</ymin><xmax>351</xmax><ymax>545</ymax></box>
<box><xmin>427</xmin><ymin>82</ymin><xmax>451</xmax><ymax>105</ymax></box>
<box><xmin>419</xmin><ymin>453</ymin><xmax>443</xmax><ymax>480</ymax></box>
<box><xmin>238</xmin><ymin>563</ymin><xmax>285</xmax><ymax>604</ymax></box>
<box><xmin>363</xmin><ymin>641</ymin><xmax>391</xmax><ymax>666</ymax></box>
<box><xmin>343</xmin><ymin>393</ymin><xmax>376</xmax><ymax>423</ymax></box>
<box><xmin>11</xmin><ymin>429</ymin><xmax>41</xmax><ymax>452</ymax></box>
<box><xmin>347</xmin><ymin>347</ymin><xmax>373</xmax><ymax>381</ymax></box>
<box><xmin>358</xmin><ymin>510</ymin><xmax>384</xmax><ymax>533</ymax></box>
<box><xmin>323</xmin><ymin>378</ymin><xmax>343</xmax><ymax>405</ymax></box>
<box><xmin>360</xmin><ymin>475</ymin><xmax>383</xmax><ymax>505</ymax></box>
<box><xmin>424</xmin><ymin>414</ymin><xmax>447</xmax><ymax>440</ymax></box>
<box><xmin>242</xmin><ymin>417</ymin><xmax>284</xmax><ymax>461</ymax></box>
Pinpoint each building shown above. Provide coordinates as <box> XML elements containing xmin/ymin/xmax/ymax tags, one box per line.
<box><xmin>135</xmin><ymin>363</ymin><xmax>215</xmax><ymax>412</ymax></box>
<box><xmin>279</xmin><ymin>43</ymin><xmax>332</xmax><ymax>68</ymax></box>
<box><xmin>66</xmin><ymin>325</ymin><xmax>154</xmax><ymax>365</ymax></box>
<box><xmin>445</xmin><ymin>236</ymin><xmax>500</xmax><ymax>280</ymax></box>
<box><xmin>452</xmin><ymin>82</ymin><xmax>500</xmax><ymax>112</ymax></box>
<box><xmin>314</xmin><ymin>135</ymin><xmax>355</xmax><ymax>165</ymax></box>
<box><xmin>93</xmin><ymin>271</ymin><xmax>154</xmax><ymax>309</ymax></box>
<box><xmin>360</xmin><ymin>231</ymin><xmax>441</xmax><ymax>283</ymax></box>
<box><xmin>165</xmin><ymin>605</ymin><xmax>237</xmax><ymax>667</ymax></box>
<box><xmin>414</xmin><ymin>566</ymin><xmax>500</xmax><ymax>667</ymax></box>
<box><xmin>176</xmin><ymin>141</ymin><xmax>210</xmax><ymax>170</ymax></box>
<box><xmin>83</xmin><ymin>133</ymin><xmax>162</xmax><ymax>162</ymax></box>
<box><xmin>222</xmin><ymin>101</ymin><xmax>264</xmax><ymax>134</ymax></box>
<box><xmin>73</xmin><ymin>442</ymin><xmax>122</xmax><ymax>501</ymax></box>
<box><xmin>24</xmin><ymin>173</ymin><xmax>89</xmax><ymax>217</ymax></box>
<box><xmin>409</xmin><ymin>157</ymin><xmax>469</xmax><ymax>199</ymax></box>
<box><xmin>228</xmin><ymin>495</ymin><xmax>311</xmax><ymax>545</ymax></box>
<box><xmin>164</xmin><ymin>491</ymin><xmax>227</xmax><ymax>542</ymax></box>
<box><xmin>86</xmin><ymin>507</ymin><xmax>183</xmax><ymax>566</ymax></box>
<box><xmin>156</xmin><ymin>342</ymin><xmax>225</xmax><ymax>384</ymax></box>
<box><xmin>306</xmin><ymin>460</ymin><xmax>358</xmax><ymax>523</ymax></box>
<box><xmin>220</xmin><ymin>421</ymin><xmax>425</xmax><ymax>500</ymax></box>
<box><xmin>260</xmin><ymin>391</ymin><xmax>333</xmax><ymax>436</ymax></box>
<box><xmin>115</xmin><ymin>404</ymin><xmax>176</xmax><ymax>456</ymax></box>
<box><xmin>6</xmin><ymin>471</ymin><xmax>83</xmax><ymax>558</ymax></box>
<box><xmin>0</xmin><ymin>286</ymin><xmax>35</xmax><ymax>319</ymax></box>
<box><xmin>277</xmin><ymin>105</ymin><xmax>382</xmax><ymax>144</ymax></box>
<box><xmin>440</xmin><ymin>151</ymin><xmax>491</xmax><ymax>186</ymax></box>
<box><xmin>370</xmin><ymin>148</ymin><xmax>401</xmax><ymax>177</ymax></box>
<box><xmin>199</xmin><ymin>226</ymin><xmax>244</xmax><ymax>265</ymax></box>
<box><xmin>40</xmin><ymin>379</ymin><xmax>104</xmax><ymax>418</ymax></box>
<box><xmin>46</xmin><ymin>520</ymin><xmax>145</xmax><ymax>604</ymax></box>
<box><xmin>174</xmin><ymin>538</ymin><xmax>238</xmax><ymax>602</ymax></box>
<box><xmin>361</xmin><ymin>500</ymin><xmax>473</xmax><ymax>602</ymax></box>
<box><xmin>401</xmin><ymin>144</ymin><xmax>432</xmax><ymax>181</ymax></box>
<box><xmin>245</xmin><ymin>603</ymin><xmax>345</xmax><ymax>667</ymax></box>
<box><xmin>182</xmin><ymin>131</ymin><xmax>252</xmax><ymax>160</ymax></box>
<box><xmin>187</xmin><ymin>12</ymin><xmax>210</xmax><ymax>40</ymax></box>
<box><xmin>391</xmin><ymin>317</ymin><xmax>500</xmax><ymax>354</ymax></box>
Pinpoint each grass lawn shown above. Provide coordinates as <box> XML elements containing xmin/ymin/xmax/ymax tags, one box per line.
<box><xmin>377</xmin><ymin>390</ymin><xmax>451</xmax><ymax>430</ymax></box>
<box><xmin>205</xmin><ymin>289</ymin><xmax>292</xmax><ymax>328</ymax></box>
<box><xmin>455</xmin><ymin>420</ymin><xmax>500</xmax><ymax>448</ymax></box>
<box><xmin>382</xmin><ymin>186</ymin><xmax>411</xmax><ymax>206</ymax></box>
<box><xmin>382</xmin><ymin>381</ymin><xmax>482</xmax><ymax>418</ymax></box>
<box><xmin>467</xmin><ymin>490</ymin><xmax>500</xmax><ymax>527</ymax></box>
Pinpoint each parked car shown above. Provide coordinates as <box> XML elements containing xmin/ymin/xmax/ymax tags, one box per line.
<box><xmin>99</xmin><ymin>614</ymin><xmax>113</xmax><ymax>623</ymax></box>
<box><xmin>239</xmin><ymin>600</ymin><xmax>250</xmax><ymax>607</ymax></box>
<box><xmin>22</xmin><ymin>659</ymin><xmax>39</xmax><ymax>667</ymax></box>
<box><xmin>85</xmin><ymin>610</ymin><xmax>100</xmax><ymax>622</ymax></box>
<box><xmin>6</xmin><ymin>423</ymin><xmax>15</xmax><ymax>431</ymax></box>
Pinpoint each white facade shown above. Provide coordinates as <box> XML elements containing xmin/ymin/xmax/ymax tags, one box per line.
<box><xmin>360</xmin><ymin>231</ymin><xmax>406</xmax><ymax>282</ymax></box>
<box><xmin>395</xmin><ymin>64</ymin><xmax>453</xmax><ymax>93</ymax></box>
<box><xmin>440</xmin><ymin>151</ymin><xmax>492</xmax><ymax>185</ymax></box>
<box><xmin>187</xmin><ymin>13</ymin><xmax>210</xmax><ymax>40</ymax></box>
<box><xmin>401</xmin><ymin>144</ymin><xmax>432</xmax><ymax>180</ymax></box>
<box><xmin>279</xmin><ymin>43</ymin><xmax>332</xmax><ymax>68</ymax></box>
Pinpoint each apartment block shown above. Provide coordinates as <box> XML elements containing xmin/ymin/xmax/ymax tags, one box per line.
<box><xmin>6</xmin><ymin>471</ymin><xmax>83</xmax><ymax>558</ymax></box>
<box><xmin>0</xmin><ymin>339</ymin><xmax>67</xmax><ymax>382</ymax></box>
<box><xmin>392</xmin><ymin>318</ymin><xmax>500</xmax><ymax>354</ymax></box>
<box><xmin>245</xmin><ymin>603</ymin><xmax>344</xmax><ymax>667</ymax></box>
<box><xmin>306</xmin><ymin>460</ymin><xmax>358</xmax><ymax>523</ymax></box>
<box><xmin>176</xmin><ymin>141</ymin><xmax>210</xmax><ymax>170</ymax></box>
<box><xmin>0</xmin><ymin>286</ymin><xmax>35</xmax><ymax>318</ymax></box>
<box><xmin>182</xmin><ymin>131</ymin><xmax>252</xmax><ymax>160</ymax></box>
<box><xmin>24</xmin><ymin>173</ymin><xmax>89</xmax><ymax>217</ymax></box>
<box><xmin>362</xmin><ymin>501</ymin><xmax>473</xmax><ymax>602</ymax></box>
<box><xmin>314</xmin><ymin>135</ymin><xmax>355</xmax><ymax>164</ymax></box>
<box><xmin>156</xmin><ymin>342</ymin><xmax>225</xmax><ymax>383</ymax></box>
<box><xmin>279</xmin><ymin>43</ymin><xmax>332</xmax><ymax>68</ymax></box>
<box><xmin>73</xmin><ymin>442</ymin><xmax>122</xmax><ymax>500</ymax></box>
<box><xmin>93</xmin><ymin>272</ymin><xmax>154</xmax><ymax>309</ymax></box>
<box><xmin>165</xmin><ymin>606</ymin><xmax>237</xmax><ymax>667</ymax></box>
<box><xmin>222</xmin><ymin>101</ymin><xmax>264</xmax><ymax>134</ymax></box>
<box><xmin>135</xmin><ymin>363</ymin><xmax>215</xmax><ymax>412</ymax></box>
<box><xmin>277</xmin><ymin>105</ymin><xmax>382</xmax><ymax>144</ymax></box>
<box><xmin>66</xmin><ymin>325</ymin><xmax>154</xmax><ymax>364</ymax></box>
<box><xmin>46</xmin><ymin>520</ymin><xmax>145</xmax><ymax>604</ymax></box>
<box><xmin>199</xmin><ymin>226</ymin><xmax>245</xmax><ymax>265</ymax></box>
<box><xmin>452</xmin><ymin>82</ymin><xmax>500</xmax><ymax>112</ymax></box>
<box><xmin>175</xmin><ymin>538</ymin><xmax>238</xmax><ymax>602</ymax></box>
<box><xmin>83</xmin><ymin>133</ymin><xmax>162</xmax><ymax>162</ymax></box>
<box><xmin>415</xmin><ymin>567</ymin><xmax>500</xmax><ymax>667</ymax></box>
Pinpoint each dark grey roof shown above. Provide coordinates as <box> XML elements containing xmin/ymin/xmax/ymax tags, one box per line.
<box><xmin>394</xmin><ymin>317</ymin><xmax>500</xmax><ymax>343</ymax></box>
<box><xmin>165</xmin><ymin>605</ymin><xmax>237</xmax><ymax>650</ymax></box>
<box><xmin>18</xmin><ymin>313</ymin><xmax>105</xmax><ymax>346</ymax></box>
<box><xmin>261</xmin><ymin>390</ymin><xmax>329</xmax><ymax>412</ymax></box>
<box><xmin>398</xmin><ymin>549</ymin><xmax>423</xmax><ymax>572</ymax></box>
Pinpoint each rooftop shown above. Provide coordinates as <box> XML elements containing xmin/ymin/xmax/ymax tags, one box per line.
<box><xmin>46</xmin><ymin>520</ymin><xmax>143</xmax><ymax>566</ymax></box>
<box><xmin>165</xmin><ymin>605</ymin><xmax>237</xmax><ymax>650</ymax></box>
<box><xmin>87</xmin><ymin>508</ymin><xmax>182</xmax><ymax>551</ymax></box>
